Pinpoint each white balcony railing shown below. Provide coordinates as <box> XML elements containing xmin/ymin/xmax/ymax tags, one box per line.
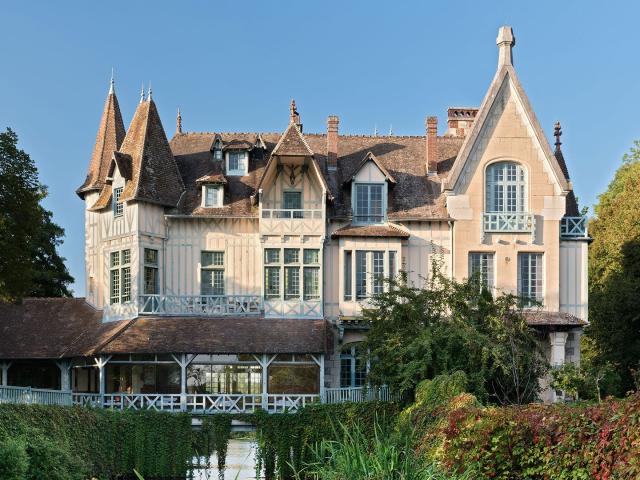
<box><xmin>261</xmin><ymin>209</ymin><xmax>323</xmax><ymax>220</ymax></box>
<box><xmin>1</xmin><ymin>386</ymin><xmax>72</xmax><ymax>406</ymax></box>
<box><xmin>483</xmin><ymin>212</ymin><xmax>535</xmax><ymax>233</ymax></box>
<box><xmin>323</xmin><ymin>385</ymin><xmax>394</xmax><ymax>404</ymax></box>
<box><xmin>560</xmin><ymin>216</ymin><xmax>588</xmax><ymax>238</ymax></box>
<box><xmin>139</xmin><ymin>295</ymin><xmax>263</xmax><ymax>316</ymax></box>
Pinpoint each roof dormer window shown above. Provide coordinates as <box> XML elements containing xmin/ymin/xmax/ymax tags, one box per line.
<box><xmin>202</xmin><ymin>184</ymin><xmax>223</xmax><ymax>208</ymax></box>
<box><xmin>227</xmin><ymin>151</ymin><xmax>248</xmax><ymax>176</ymax></box>
<box><xmin>213</xmin><ymin>140</ymin><xmax>223</xmax><ymax>161</ymax></box>
<box><xmin>353</xmin><ymin>183</ymin><xmax>385</xmax><ymax>224</ymax></box>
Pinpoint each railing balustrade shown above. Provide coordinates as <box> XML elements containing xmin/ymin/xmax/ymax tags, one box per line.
<box><xmin>261</xmin><ymin>209</ymin><xmax>323</xmax><ymax>220</ymax></box>
<box><xmin>483</xmin><ymin>212</ymin><xmax>535</xmax><ymax>233</ymax></box>
<box><xmin>1</xmin><ymin>386</ymin><xmax>72</xmax><ymax>406</ymax></box>
<box><xmin>560</xmin><ymin>216</ymin><xmax>588</xmax><ymax>238</ymax></box>
<box><xmin>323</xmin><ymin>385</ymin><xmax>393</xmax><ymax>404</ymax></box>
<box><xmin>139</xmin><ymin>294</ymin><xmax>263</xmax><ymax>316</ymax></box>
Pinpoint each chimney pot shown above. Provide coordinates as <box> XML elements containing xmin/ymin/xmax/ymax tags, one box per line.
<box><xmin>426</xmin><ymin>116</ymin><xmax>438</xmax><ymax>175</ymax></box>
<box><xmin>327</xmin><ymin>115</ymin><xmax>339</xmax><ymax>171</ymax></box>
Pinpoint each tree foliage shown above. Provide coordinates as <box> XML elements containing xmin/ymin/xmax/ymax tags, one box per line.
<box><xmin>362</xmin><ymin>262</ymin><xmax>548</xmax><ymax>405</ymax></box>
<box><xmin>587</xmin><ymin>140</ymin><xmax>640</xmax><ymax>394</ymax></box>
<box><xmin>0</xmin><ymin>128</ymin><xmax>73</xmax><ymax>301</ymax></box>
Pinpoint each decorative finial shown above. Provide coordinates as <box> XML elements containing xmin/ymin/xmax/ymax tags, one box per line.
<box><xmin>176</xmin><ymin>108</ymin><xmax>182</xmax><ymax>134</ymax></box>
<box><xmin>554</xmin><ymin>121</ymin><xmax>562</xmax><ymax>151</ymax></box>
<box><xmin>109</xmin><ymin>68</ymin><xmax>115</xmax><ymax>94</ymax></box>
<box><xmin>389</xmin><ymin>124</ymin><xmax>393</xmax><ymax>136</ymax></box>
<box><xmin>140</xmin><ymin>83</ymin><xmax>145</xmax><ymax>103</ymax></box>
<box><xmin>496</xmin><ymin>26</ymin><xmax>515</xmax><ymax>67</ymax></box>
<box><xmin>147</xmin><ymin>82</ymin><xmax>152</xmax><ymax>101</ymax></box>
<box><xmin>289</xmin><ymin>99</ymin><xmax>298</xmax><ymax>124</ymax></box>
<box><xmin>374</xmin><ymin>124</ymin><xmax>378</xmax><ymax>136</ymax></box>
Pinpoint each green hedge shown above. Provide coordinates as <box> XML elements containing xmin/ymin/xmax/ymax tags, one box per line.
<box><xmin>0</xmin><ymin>404</ymin><xmax>193</xmax><ymax>480</ymax></box>
<box><xmin>415</xmin><ymin>392</ymin><xmax>640</xmax><ymax>480</ymax></box>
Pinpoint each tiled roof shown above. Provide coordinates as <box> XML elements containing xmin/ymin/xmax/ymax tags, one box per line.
<box><xmin>195</xmin><ymin>172</ymin><xmax>227</xmax><ymax>184</ymax></box>
<box><xmin>116</xmin><ymin>100</ymin><xmax>185</xmax><ymax>207</ymax></box>
<box><xmin>524</xmin><ymin>310</ymin><xmax>587</xmax><ymax>327</ymax></box>
<box><xmin>343</xmin><ymin>152</ymin><xmax>397</xmax><ymax>185</ymax></box>
<box><xmin>271</xmin><ymin>123</ymin><xmax>313</xmax><ymax>156</ymax></box>
<box><xmin>0</xmin><ymin>298</ymin><xmax>330</xmax><ymax>358</ymax></box>
<box><xmin>76</xmin><ymin>89</ymin><xmax>125</xmax><ymax>197</ymax></box>
<box><xmin>332</xmin><ymin>223</ymin><xmax>410</xmax><ymax>238</ymax></box>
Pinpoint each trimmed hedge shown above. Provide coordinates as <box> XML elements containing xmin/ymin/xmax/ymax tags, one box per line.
<box><xmin>416</xmin><ymin>392</ymin><xmax>640</xmax><ymax>480</ymax></box>
<box><xmin>0</xmin><ymin>404</ymin><xmax>193</xmax><ymax>480</ymax></box>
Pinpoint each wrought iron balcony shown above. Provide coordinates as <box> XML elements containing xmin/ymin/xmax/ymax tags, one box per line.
<box><xmin>560</xmin><ymin>216</ymin><xmax>588</xmax><ymax>238</ymax></box>
<box><xmin>483</xmin><ymin>212</ymin><xmax>535</xmax><ymax>234</ymax></box>
<box><xmin>138</xmin><ymin>295</ymin><xmax>263</xmax><ymax>316</ymax></box>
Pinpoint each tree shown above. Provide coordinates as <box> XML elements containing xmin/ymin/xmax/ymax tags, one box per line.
<box><xmin>362</xmin><ymin>262</ymin><xmax>548</xmax><ymax>405</ymax></box>
<box><xmin>587</xmin><ymin>140</ymin><xmax>640</xmax><ymax>395</ymax></box>
<box><xmin>0</xmin><ymin>128</ymin><xmax>73</xmax><ymax>301</ymax></box>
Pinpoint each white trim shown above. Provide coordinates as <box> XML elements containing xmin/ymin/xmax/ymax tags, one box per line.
<box><xmin>226</xmin><ymin>151</ymin><xmax>248</xmax><ymax>176</ymax></box>
<box><xmin>201</xmin><ymin>184</ymin><xmax>223</xmax><ymax>208</ymax></box>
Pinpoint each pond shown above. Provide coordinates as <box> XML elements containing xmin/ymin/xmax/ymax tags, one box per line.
<box><xmin>191</xmin><ymin>439</ymin><xmax>260</xmax><ymax>480</ymax></box>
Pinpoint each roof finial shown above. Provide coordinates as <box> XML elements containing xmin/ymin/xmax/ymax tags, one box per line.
<box><xmin>389</xmin><ymin>124</ymin><xmax>393</xmax><ymax>136</ymax></box>
<box><xmin>554</xmin><ymin>121</ymin><xmax>562</xmax><ymax>152</ymax></box>
<box><xmin>289</xmin><ymin>99</ymin><xmax>299</xmax><ymax>124</ymax></box>
<box><xmin>109</xmin><ymin>68</ymin><xmax>115</xmax><ymax>94</ymax></box>
<box><xmin>176</xmin><ymin>108</ymin><xmax>182</xmax><ymax>134</ymax></box>
<box><xmin>496</xmin><ymin>26</ymin><xmax>515</xmax><ymax>67</ymax></box>
<box><xmin>139</xmin><ymin>83</ymin><xmax>145</xmax><ymax>103</ymax></box>
<box><xmin>147</xmin><ymin>82</ymin><xmax>152</xmax><ymax>102</ymax></box>
<box><xmin>374</xmin><ymin>124</ymin><xmax>378</xmax><ymax>136</ymax></box>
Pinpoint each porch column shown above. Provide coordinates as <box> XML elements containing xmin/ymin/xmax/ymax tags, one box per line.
<box><xmin>56</xmin><ymin>360</ymin><xmax>72</xmax><ymax>391</ymax></box>
<box><xmin>173</xmin><ymin>354</ymin><xmax>195</xmax><ymax>412</ymax></box>
<box><xmin>95</xmin><ymin>355</ymin><xmax>111</xmax><ymax>405</ymax></box>
<box><xmin>1</xmin><ymin>361</ymin><xmax>11</xmax><ymax>386</ymax></box>
<box><xmin>261</xmin><ymin>355</ymin><xmax>269</xmax><ymax>410</ymax></box>
<box><xmin>319</xmin><ymin>354</ymin><xmax>325</xmax><ymax>403</ymax></box>
<box><xmin>549</xmin><ymin>331</ymin><xmax>568</xmax><ymax>403</ymax></box>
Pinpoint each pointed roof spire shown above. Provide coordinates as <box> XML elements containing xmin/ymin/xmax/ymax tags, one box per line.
<box><xmin>554</xmin><ymin>121</ymin><xmax>562</xmax><ymax>152</ymax></box>
<box><xmin>140</xmin><ymin>83</ymin><xmax>145</xmax><ymax>103</ymax></box>
<box><xmin>176</xmin><ymin>108</ymin><xmax>182</xmax><ymax>135</ymax></box>
<box><xmin>109</xmin><ymin>68</ymin><xmax>115</xmax><ymax>94</ymax></box>
<box><xmin>147</xmin><ymin>82</ymin><xmax>152</xmax><ymax>102</ymax></box>
<box><xmin>497</xmin><ymin>26</ymin><xmax>515</xmax><ymax>67</ymax></box>
<box><xmin>374</xmin><ymin>124</ymin><xmax>378</xmax><ymax>136</ymax></box>
<box><xmin>389</xmin><ymin>124</ymin><xmax>393</xmax><ymax>136</ymax></box>
<box><xmin>76</xmin><ymin>78</ymin><xmax>126</xmax><ymax>197</ymax></box>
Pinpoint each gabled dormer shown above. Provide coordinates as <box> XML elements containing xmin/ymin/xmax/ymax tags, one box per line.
<box><xmin>195</xmin><ymin>173</ymin><xmax>227</xmax><ymax>208</ymax></box>
<box><xmin>343</xmin><ymin>152</ymin><xmax>396</xmax><ymax>225</ymax></box>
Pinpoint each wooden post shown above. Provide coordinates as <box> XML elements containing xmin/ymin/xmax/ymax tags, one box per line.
<box><xmin>94</xmin><ymin>355</ymin><xmax>111</xmax><ymax>406</ymax></box>
<box><xmin>319</xmin><ymin>353</ymin><xmax>325</xmax><ymax>404</ymax></box>
<box><xmin>0</xmin><ymin>361</ymin><xmax>11</xmax><ymax>386</ymax></box>
<box><xmin>261</xmin><ymin>354</ymin><xmax>268</xmax><ymax>410</ymax></box>
<box><xmin>55</xmin><ymin>360</ymin><xmax>72</xmax><ymax>391</ymax></box>
<box><xmin>173</xmin><ymin>354</ymin><xmax>194</xmax><ymax>412</ymax></box>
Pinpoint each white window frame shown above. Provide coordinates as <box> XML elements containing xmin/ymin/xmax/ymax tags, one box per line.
<box><xmin>143</xmin><ymin>248</ymin><xmax>159</xmax><ymax>296</ymax></box>
<box><xmin>468</xmin><ymin>252</ymin><xmax>495</xmax><ymax>290</ymax></box>
<box><xmin>263</xmin><ymin>247</ymin><xmax>321</xmax><ymax>301</ymax></box>
<box><xmin>109</xmin><ymin>249</ymin><xmax>131</xmax><ymax>304</ymax></box>
<box><xmin>112</xmin><ymin>187</ymin><xmax>124</xmax><ymax>218</ymax></box>
<box><xmin>518</xmin><ymin>252</ymin><xmax>543</xmax><ymax>307</ymax></box>
<box><xmin>485</xmin><ymin>161</ymin><xmax>527</xmax><ymax>213</ymax></box>
<box><xmin>351</xmin><ymin>250</ymin><xmax>390</xmax><ymax>300</ymax></box>
<box><xmin>201</xmin><ymin>251</ymin><xmax>225</xmax><ymax>296</ymax></box>
<box><xmin>352</xmin><ymin>182</ymin><xmax>386</xmax><ymax>224</ymax></box>
<box><xmin>340</xmin><ymin>343</ymin><xmax>369</xmax><ymax>388</ymax></box>
<box><xmin>202</xmin><ymin>184</ymin><xmax>223</xmax><ymax>208</ymax></box>
<box><xmin>226</xmin><ymin>151</ymin><xmax>248</xmax><ymax>176</ymax></box>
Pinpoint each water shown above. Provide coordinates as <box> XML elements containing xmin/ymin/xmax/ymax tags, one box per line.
<box><xmin>191</xmin><ymin>439</ymin><xmax>260</xmax><ymax>480</ymax></box>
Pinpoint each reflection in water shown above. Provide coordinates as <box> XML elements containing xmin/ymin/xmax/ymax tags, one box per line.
<box><xmin>191</xmin><ymin>439</ymin><xmax>261</xmax><ymax>480</ymax></box>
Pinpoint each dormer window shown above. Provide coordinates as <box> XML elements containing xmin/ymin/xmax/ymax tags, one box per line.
<box><xmin>227</xmin><ymin>151</ymin><xmax>248</xmax><ymax>176</ymax></box>
<box><xmin>213</xmin><ymin>140</ymin><xmax>223</xmax><ymax>161</ymax></box>
<box><xmin>353</xmin><ymin>183</ymin><xmax>385</xmax><ymax>224</ymax></box>
<box><xmin>202</xmin><ymin>184</ymin><xmax>223</xmax><ymax>208</ymax></box>
<box><xmin>113</xmin><ymin>187</ymin><xmax>124</xmax><ymax>217</ymax></box>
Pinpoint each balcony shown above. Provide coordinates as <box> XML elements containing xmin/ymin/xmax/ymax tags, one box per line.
<box><xmin>260</xmin><ymin>208</ymin><xmax>325</xmax><ymax>236</ymax></box>
<box><xmin>560</xmin><ymin>216</ymin><xmax>588</xmax><ymax>239</ymax></box>
<box><xmin>138</xmin><ymin>295</ymin><xmax>263</xmax><ymax>316</ymax></box>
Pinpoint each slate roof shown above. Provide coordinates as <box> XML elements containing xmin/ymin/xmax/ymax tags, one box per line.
<box><xmin>76</xmin><ymin>88</ymin><xmax>125</xmax><ymax>197</ymax></box>
<box><xmin>0</xmin><ymin>298</ymin><xmax>330</xmax><ymax>359</ymax></box>
<box><xmin>332</xmin><ymin>223</ymin><xmax>410</xmax><ymax>238</ymax></box>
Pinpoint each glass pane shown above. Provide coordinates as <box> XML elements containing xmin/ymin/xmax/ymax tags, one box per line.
<box><xmin>284</xmin><ymin>267</ymin><xmax>300</xmax><ymax>300</ymax></box>
<box><xmin>268</xmin><ymin>364</ymin><xmax>319</xmax><ymax>394</ymax></box>
<box><xmin>110</xmin><ymin>251</ymin><xmax>120</xmax><ymax>268</ymax></box>
<box><xmin>264</xmin><ymin>249</ymin><xmax>280</xmax><ymax>264</ymax></box>
<box><xmin>355</xmin><ymin>184</ymin><xmax>368</xmax><ymax>219</ymax></box>
<box><xmin>144</xmin><ymin>266</ymin><xmax>158</xmax><ymax>295</ymax></box>
<box><xmin>202</xmin><ymin>251</ymin><xmax>224</xmax><ymax>267</ymax></box>
<box><xmin>344</xmin><ymin>251</ymin><xmax>352</xmax><ymax>300</ymax></box>
<box><xmin>284</xmin><ymin>248</ymin><xmax>300</xmax><ymax>264</ymax></box>
<box><xmin>205</xmin><ymin>186</ymin><xmax>219</xmax><ymax>207</ymax></box>
<box><xmin>265</xmin><ymin>267</ymin><xmax>280</xmax><ymax>298</ymax></box>
<box><xmin>356</xmin><ymin>251</ymin><xmax>367</xmax><ymax>299</ymax></box>
<box><xmin>372</xmin><ymin>251</ymin><xmax>384</xmax><ymax>294</ymax></box>
<box><xmin>303</xmin><ymin>267</ymin><xmax>320</xmax><ymax>300</ymax></box>
<box><xmin>144</xmin><ymin>248</ymin><xmax>158</xmax><ymax>265</ymax></box>
<box><xmin>303</xmin><ymin>249</ymin><xmax>319</xmax><ymax>264</ymax></box>
<box><xmin>121</xmin><ymin>267</ymin><xmax>131</xmax><ymax>302</ymax></box>
<box><xmin>122</xmin><ymin>249</ymin><xmax>130</xmax><ymax>265</ymax></box>
<box><xmin>388</xmin><ymin>251</ymin><xmax>397</xmax><ymax>279</ymax></box>
<box><xmin>110</xmin><ymin>269</ymin><xmax>120</xmax><ymax>304</ymax></box>
<box><xmin>283</xmin><ymin>191</ymin><xmax>302</xmax><ymax>209</ymax></box>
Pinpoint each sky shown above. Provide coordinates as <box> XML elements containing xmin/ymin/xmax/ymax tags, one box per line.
<box><xmin>1</xmin><ymin>1</ymin><xmax>638</xmax><ymax>296</ymax></box>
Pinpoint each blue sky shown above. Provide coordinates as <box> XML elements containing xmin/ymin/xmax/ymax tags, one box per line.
<box><xmin>1</xmin><ymin>1</ymin><xmax>638</xmax><ymax>296</ymax></box>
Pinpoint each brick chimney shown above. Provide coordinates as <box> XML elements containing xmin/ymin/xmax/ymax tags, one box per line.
<box><xmin>446</xmin><ymin>107</ymin><xmax>479</xmax><ymax>137</ymax></box>
<box><xmin>327</xmin><ymin>115</ymin><xmax>339</xmax><ymax>171</ymax></box>
<box><xmin>426</xmin><ymin>116</ymin><xmax>438</xmax><ymax>175</ymax></box>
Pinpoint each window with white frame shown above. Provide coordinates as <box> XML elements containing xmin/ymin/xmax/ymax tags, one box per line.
<box><xmin>486</xmin><ymin>162</ymin><xmax>526</xmax><ymax>213</ymax></box>
<box><xmin>143</xmin><ymin>248</ymin><xmax>159</xmax><ymax>295</ymax></box>
<box><xmin>340</xmin><ymin>343</ymin><xmax>368</xmax><ymax>388</ymax></box>
<box><xmin>110</xmin><ymin>249</ymin><xmax>131</xmax><ymax>304</ymax></box>
<box><xmin>469</xmin><ymin>252</ymin><xmax>494</xmax><ymax>289</ymax></box>
<box><xmin>227</xmin><ymin>151</ymin><xmax>248</xmax><ymax>176</ymax></box>
<box><xmin>352</xmin><ymin>250</ymin><xmax>391</xmax><ymax>300</ymax></box>
<box><xmin>264</xmin><ymin>248</ymin><xmax>320</xmax><ymax>301</ymax></box>
<box><xmin>113</xmin><ymin>187</ymin><xmax>124</xmax><ymax>218</ymax></box>
<box><xmin>283</xmin><ymin>190</ymin><xmax>303</xmax><ymax>218</ymax></box>
<box><xmin>518</xmin><ymin>252</ymin><xmax>543</xmax><ymax>307</ymax></box>
<box><xmin>344</xmin><ymin>250</ymin><xmax>352</xmax><ymax>301</ymax></box>
<box><xmin>201</xmin><ymin>251</ymin><xmax>225</xmax><ymax>296</ymax></box>
<box><xmin>213</xmin><ymin>140</ymin><xmax>223</xmax><ymax>161</ymax></box>
<box><xmin>353</xmin><ymin>183</ymin><xmax>384</xmax><ymax>224</ymax></box>
<box><xmin>202</xmin><ymin>184</ymin><xmax>222</xmax><ymax>208</ymax></box>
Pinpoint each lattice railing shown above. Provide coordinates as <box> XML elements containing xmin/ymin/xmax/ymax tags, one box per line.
<box><xmin>138</xmin><ymin>295</ymin><xmax>263</xmax><ymax>316</ymax></box>
<box><xmin>560</xmin><ymin>216</ymin><xmax>588</xmax><ymax>238</ymax></box>
<box><xmin>483</xmin><ymin>212</ymin><xmax>535</xmax><ymax>233</ymax></box>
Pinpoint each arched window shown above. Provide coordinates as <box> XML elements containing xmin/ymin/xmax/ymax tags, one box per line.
<box><xmin>485</xmin><ymin>162</ymin><xmax>526</xmax><ymax>213</ymax></box>
<box><xmin>340</xmin><ymin>343</ymin><xmax>368</xmax><ymax>388</ymax></box>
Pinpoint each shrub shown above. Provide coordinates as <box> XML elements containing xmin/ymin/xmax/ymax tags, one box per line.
<box><xmin>25</xmin><ymin>435</ymin><xmax>86</xmax><ymax>480</ymax></box>
<box><xmin>0</xmin><ymin>437</ymin><xmax>29</xmax><ymax>480</ymax></box>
